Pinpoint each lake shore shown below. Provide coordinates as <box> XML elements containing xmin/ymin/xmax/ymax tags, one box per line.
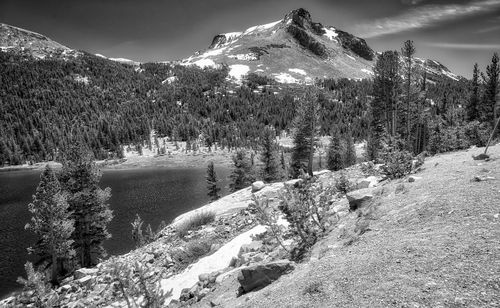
<box><xmin>0</xmin><ymin>149</ymin><xmax>234</xmax><ymax>173</ymax></box>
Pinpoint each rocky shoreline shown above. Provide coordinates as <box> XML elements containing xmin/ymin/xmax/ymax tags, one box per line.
<box><xmin>1</xmin><ymin>161</ymin><xmax>384</xmax><ymax>307</ymax></box>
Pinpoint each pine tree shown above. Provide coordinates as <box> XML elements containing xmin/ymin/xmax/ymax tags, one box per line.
<box><xmin>229</xmin><ymin>150</ymin><xmax>255</xmax><ymax>192</ymax></box>
<box><xmin>401</xmin><ymin>40</ymin><xmax>416</xmax><ymax>147</ymax></box>
<box><xmin>480</xmin><ymin>53</ymin><xmax>499</xmax><ymax>125</ymax></box>
<box><xmin>26</xmin><ymin>165</ymin><xmax>74</xmax><ymax>283</ymax></box>
<box><xmin>467</xmin><ymin>63</ymin><xmax>481</xmax><ymax>121</ymax></box>
<box><xmin>206</xmin><ymin>161</ymin><xmax>221</xmax><ymax>201</ymax></box>
<box><xmin>343</xmin><ymin>133</ymin><xmax>357</xmax><ymax>168</ymax></box>
<box><xmin>259</xmin><ymin>126</ymin><xmax>281</xmax><ymax>182</ymax></box>
<box><xmin>373</xmin><ymin>50</ymin><xmax>401</xmax><ymax>136</ymax></box>
<box><xmin>290</xmin><ymin>88</ymin><xmax>320</xmax><ymax>177</ymax></box>
<box><xmin>59</xmin><ymin>145</ymin><xmax>113</xmax><ymax>268</ymax></box>
<box><xmin>327</xmin><ymin>132</ymin><xmax>343</xmax><ymax>171</ymax></box>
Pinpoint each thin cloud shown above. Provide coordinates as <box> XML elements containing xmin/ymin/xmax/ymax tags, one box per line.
<box><xmin>356</xmin><ymin>0</ymin><xmax>500</xmax><ymax>38</ymax></box>
<box><xmin>427</xmin><ymin>42</ymin><xmax>500</xmax><ymax>49</ymax></box>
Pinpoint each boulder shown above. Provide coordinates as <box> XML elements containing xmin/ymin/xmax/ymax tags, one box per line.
<box><xmin>74</xmin><ymin>268</ymin><xmax>98</xmax><ymax>280</ymax></box>
<box><xmin>238</xmin><ymin>260</ymin><xmax>295</xmax><ymax>293</ymax></box>
<box><xmin>356</xmin><ymin>176</ymin><xmax>379</xmax><ymax>189</ymax></box>
<box><xmin>346</xmin><ymin>188</ymin><xmax>374</xmax><ymax>211</ymax></box>
<box><xmin>77</xmin><ymin>275</ymin><xmax>94</xmax><ymax>288</ymax></box>
<box><xmin>408</xmin><ymin>176</ymin><xmax>422</xmax><ymax>183</ymax></box>
<box><xmin>252</xmin><ymin>181</ymin><xmax>266</xmax><ymax>192</ymax></box>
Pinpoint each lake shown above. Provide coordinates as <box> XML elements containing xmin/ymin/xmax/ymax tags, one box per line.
<box><xmin>0</xmin><ymin>166</ymin><xmax>230</xmax><ymax>298</ymax></box>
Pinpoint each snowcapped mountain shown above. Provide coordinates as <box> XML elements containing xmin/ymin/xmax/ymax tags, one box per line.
<box><xmin>0</xmin><ymin>9</ymin><xmax>461</xmax><ymax>84</ymax></box>
<box><xmin>0</xmin><ymin>23</ymin><xmax>80</xmax><ymax>59</ymax></box>
<box><xmin>180</xmin><ymin>8</ymin><xmax>376</xmax><ymax>83</ymax></box>
<box><xmin>180</xmin><ymin>8</ymin><xmax>461</xmax><ymax>84</ymax></box>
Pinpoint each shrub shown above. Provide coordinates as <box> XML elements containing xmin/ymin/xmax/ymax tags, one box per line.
<box><xmin>108</xmin><ymin>260</ymin><xmax>172</xmax><ymax>308</ymax></box>
<box><xmin>176</xmin><ymin>211</ymin><xmax>216</xmax><ymax>238</ymax></box>
<box><xmin>380</xmin><ymin>149</ymin><xmax>413</xmax><ymax>179</ymax></box>
<box><xmin>15</xmin><ymin>262</ymin><xmax>59</xmax><ymax>308</ymax></box>
<box><xmin>379</xmin><ymin>136</ymin><xmax>414</xmax><ymax>179</ymax></box>
<box><xmin>303</xmin><ymin>281</ymin><xmax>324</xmax><ymax>296</ymax></box>
<box><xmin>250</xmin><ymin>195</ymin><xmax>289</xmax><ymax>253</ymax></box>
<box><xmin>279</xmin><ymin>176</ymin><xmax>335</xmax><ymax>260</ymax></box>
<box><xmin>335</xmin><ymin>172</ymin><xmax>354</xmax><ymax>194</ymax></box>
<box><xmin>465</xmin><ymin>121</ymin><xmax>491</xmax><ymax>147</ymax></box>
<box><xmin>170</xmin><ymin>239</ymin><xmax>213</xmax><ymax>272</ymax></box>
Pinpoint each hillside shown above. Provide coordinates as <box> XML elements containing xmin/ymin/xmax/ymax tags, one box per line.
<box><xmin>208</xmin><ymin>145</ymin><xmax>500</xmax><ymax>307</ymax></box>
<box><xmin>3</xmin><ymin>144</ymin><xmax>498</xmax><ymax>307</ymax></box>
<box><xmin>0</xmin><ymin>23</ymin><xmax>80</xmax><ymax>59</ymax></box>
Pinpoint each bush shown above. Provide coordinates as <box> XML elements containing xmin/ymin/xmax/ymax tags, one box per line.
<box><xmin>335</xmin><ymin>172</ymin><xmax>354</xmax><ymax>194</ymax></box>
<box><xmin>170</xmin><ymin>239</ymin><xmax>213</xmax><ymax>272</ymax></box>
<box><xmin>380</xmin><ymin>149</ymin><xmax>413</xmax><ymax>179</ymax></box>
<box><xmin>176</xmin><ymin>211</ymin><xmax>216</xmax><ymax>238</ymax></box>
<box><xmin>15</xmin><ymin>262</ymin><xmax>60</xmax><ymax>308</ymax></box>
<box><xmin>465</xmin><ymin>121</ymin><xmax>491</xmax><ymax>147</ymax></box>
<box><xmin>279</xmin><ymin>176</ymin><xmax>335</xmax><ymax>260</ymax></box>
<box><xmin>379</xmin><ymin>136</ymin><xmax>414</xmax><ymax>179</ymax></box>
<box><xmin>250</xmin><ymin>195</ymin><xmax>289</xmax><ymax>253</ymax></box>
<box><xmin>108</xmin><ymin>260</ymin><xmax>172</xmax><ymax>308</ymax></box>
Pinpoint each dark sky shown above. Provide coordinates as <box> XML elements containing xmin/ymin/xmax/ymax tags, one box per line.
<box><xmin>1</xmin><ymin>0</ymin><xmax>499</xmax><ymax>77</ymax></box>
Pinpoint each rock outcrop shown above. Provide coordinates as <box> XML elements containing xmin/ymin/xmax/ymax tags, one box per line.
<box><xmin>237</xmin><ymin>260</ymin><xmax>295</xmax><ymax>294</ymax></box>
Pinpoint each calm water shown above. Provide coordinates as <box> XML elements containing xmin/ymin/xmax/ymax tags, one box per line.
<box><xmin>0</xmin><ymin>166</ymin><xmax>230</xmax><ymax>298</ymax></box>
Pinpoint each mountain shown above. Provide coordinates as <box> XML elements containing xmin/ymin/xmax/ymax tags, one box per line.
<box><xmin>0</xmin><ymin>8</ymin><xmax>461</xmax><ymax>84</ymax></box>
<box><xmin>180</xmin><ymin>8</ymin><xmax>376</xmax><ymax>83</ymax></box>
<box><xmin>180</xmin><ymin>8</ymin><xmax>460</xmax><ymax>84</ymax></box>
<box><xmin>0</xmin><ymin>23</ymin><xmax>80</xmax><ymax>59</ymax></box>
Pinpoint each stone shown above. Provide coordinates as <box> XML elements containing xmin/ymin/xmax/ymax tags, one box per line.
<box><xmin>408</xmin><ymin>176</ymin><xmax>422</xmax><ymax>182</ymax></box>
<box><xmin>252</xmin><ymin>181</ymin><xmax>266</xmax><ymax>192</ymax></box>
<box><xmin>240</xmin><ymin>240</ymin><xmax>263</xmax><ymax>254</ymax></box>
<box><xmin>285</xmin><ymin>178</ymin><xmax>303</xmax><ymax>186</ymax></box>
<box><xmin>74</xmin><ymin>267</ymin><xmax>98</xmax><ymax>280</ymax></box>
<box><xmin>356</xmin><ymin>176</ymin><xmax>379</xmax><ymax>189</ymax></box>
<box><xmin>215</xmin><ymin>268</ymin><xmax>241</xmax><ymax>284</ymax></box>
<box><xmin>473</xmin><ymin>153</ymin><xmax>489</xmax><ymax>160</ymax></box>
<box><xmin>77</xmin><ymin>275</ymin><xmax>94</xmax><ymax>288</ymax></box>
<box><xmin>237</xmin><ymin>260</ymin><xmax>295</xmax><ymax>293</ymax></box>
<box><xmin>59</xmin><ymin>284</ymin><xmax>72</xmax><ymax>292</ymax></box>
<box><xmin>198</xmin><ymin>288</ymin><xmax>210</xmax><ymax>300</ymax></box>
<box><xmin>346</xmin><ymin>188</ymin><xmax>374</xmax><ymax>211</ymax></box>
<box><xmin>199</xmin><ymin>273</ymin><xmax>210</xmax><ymax>282</ymax></box>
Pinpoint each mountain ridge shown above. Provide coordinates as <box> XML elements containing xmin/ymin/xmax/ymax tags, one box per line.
<box><xmin>0</xmin><ymin>8</ymin><xmax>461</xmax><ymax>83</ymax></box>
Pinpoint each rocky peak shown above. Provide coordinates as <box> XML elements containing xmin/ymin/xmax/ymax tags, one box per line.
<box><xmin>284</xmin><ymin>8</ymin><xmax>325</xmax><ymax>35</ymax></box>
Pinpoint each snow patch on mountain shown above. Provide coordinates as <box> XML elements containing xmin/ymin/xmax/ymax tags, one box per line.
<box><xmin>228</xmin><ymin>64</ymin><xmax>250</xmax><ymax>81</ymax></box>
<box><xmin>346</xmin><ymin>54</ymin><xmax>356</xmax><ymax>61</ymax></box>
<box><xmin>244</xmin><ymin>20</ymin><xmax>281</xmax><ymax>34</ymax></box>
<box><xmin>289</xmin><ymin>68</ymin><xmax>307</xmax><ymax>75</ymax></box>
<box><xmin>361</xmin><ymin>68</ymin><xmax>374</xmax><ymax>75</ymax></box>
<box><xmin>192</xmin><ymin>58</ymin><xmax>217</xmax><ymax>68</ymax></box>
<box><xmin>160</xmin><ymin>225</ymin><xmax>267</xmax><ymax>304</ymax></box>
<box><xmin>274</xmin><ymin>73</ymin><xmax>300</xmax><ymax>84</ymax></box>
<box><xmin>323</xmin><ymin>27</ymin><xmax>338</xmax><ymax>40</ymax></box>
<box><xmin>228</xmin><ymin>53</ymin><xmax>258</xmax><ymax>61</ymax></box>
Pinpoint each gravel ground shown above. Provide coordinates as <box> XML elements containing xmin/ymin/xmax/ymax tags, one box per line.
<box><xmin>218</xmin><ymin>144</ymin><xmax>500</xmax><ymax>308</ymax></box>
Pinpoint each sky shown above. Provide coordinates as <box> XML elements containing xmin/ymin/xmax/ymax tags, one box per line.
<box><xmin>1</xmin><ymin>0</ymin><xmax>499</xmax><ymax>78</ymax></box>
